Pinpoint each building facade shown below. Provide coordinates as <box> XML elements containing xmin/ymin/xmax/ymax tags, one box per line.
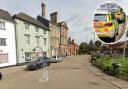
<box><xmin>58</xmin><ymin>21</ymin><xmax>68</xmax><ymax>56</ymax></box>
<box><xmin>50</xmin><ymin>12</ymin><xmax>60</xmax><ymax>57</ymax></box>
<box><xmin>50</xmin><ymin>23</ymin><xmax>60</xmax><ymax>57</ymax></box>
<box><xmin>13</xmin><ymin>12</ymin><xmax>50</xmax><ymax>64</ymax></box>
<box><xmin>0</xmin><ymin>9</ymin><xmax>16</xmax><ymax>67</ymax></box>
<box><xmin>37</xmin><ymin>12</ymin><xmax>60</xmax><ymax>57</ymax></box>
<box><xmin>68</xmin><ymin>37</ymin><xmax>79</xmax><ymax>56</ymax></box>
<box><xmin>38</xmin><ymin>2</ymin><xmax>69</xmax><ymax>57</ymax></box>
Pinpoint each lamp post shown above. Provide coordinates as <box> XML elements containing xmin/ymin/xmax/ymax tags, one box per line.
<box><xmin>92</xmin><ymin>32</ymin><xmax>96</xmax><ymax>53</ymax></box>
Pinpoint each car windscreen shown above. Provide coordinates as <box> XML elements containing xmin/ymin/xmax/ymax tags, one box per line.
<box><xmin>52</xmin><ymin>56</ymin><xmax>55</xmax><ymax>58</ymax></box>
<box><xmin>37</xmin><ymin>57</ymin><xmax>44</xmax><ymax>61</ymax></box>
<box><xmin>94</xmin><ymin>14</ymin><xmax>107</xmax><ymax>21</ymax></box>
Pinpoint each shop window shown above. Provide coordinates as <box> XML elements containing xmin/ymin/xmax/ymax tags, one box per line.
<box><xmin>25</xmin><ymin>53</ymin><xmax>31</xmax><ymax>62</ymax></box>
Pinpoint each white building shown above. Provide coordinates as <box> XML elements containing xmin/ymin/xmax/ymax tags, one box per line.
<box><xmin>0</xmin><ymin>9</ymin><xmax>16</xmax><ymax>67</ymax></box>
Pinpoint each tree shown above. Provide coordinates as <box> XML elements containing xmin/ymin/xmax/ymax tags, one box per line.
<box><xmin>95</xmin><ymin>40</ymin><xmax>102</xmax><ymax>51</ymax></box>
<box><xmin>88</xmin><ymin>40</ymin><xmax>94</xmax><ymax>52</ymax></box>
<box><xmin>78</xmin><ymin>42</ymin><xmax>88</xmax><ymax>54</ymax></box>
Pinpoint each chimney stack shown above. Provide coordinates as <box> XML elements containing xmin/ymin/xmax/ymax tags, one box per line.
<box><xmin>41</xmin><ymin>2</ymin><xmax>46</xmax><ymax>17</ymax></box>
<box><xmin>50</xmin><ymin>12</ymin><xmax>58</xmax><ymax>24</ymax></box>
<box><xmin>72</xmin><ymin>39</ymin><xmax>74</xmax><ymax>44</ymax></box>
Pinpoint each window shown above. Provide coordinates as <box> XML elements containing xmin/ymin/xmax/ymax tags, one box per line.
<box><xmin>43</xmin><ymin>52</ymin><xmax>47</xmax><ymax>57</ymax></box>
<box><xmin>24</xmin><ymin>23</ymin><xmax>30</xmax><ymax>30</ymax></box>
<box><xmin>0</xmin><ymin>53</ymin><xmax>8</xmax><ymax>64</ymax></box>
<box><xmin>25</xmin><ymin>34</ymin><xmax>30</xmax><ymax>45</ymax></box>
<box><xmin>35</xmin><ymin>27</ymin><xmax>39</xmax><ymax>32</ymax></box>
<box><xmin>44</xmin><ymin>30</ymin><xmax>46</xmax><ymax>34</ymax></box>
<box><xmin>44</xmin><ymin>38</ymin><xmax>47</xmax><ymax>46</ymax></box>
<box><xmin>0</xmin><ymin>21</ymin><xmax>5</xmax><ymax>30</ymax></box>
<box><xmin>94</xmin><ymin>14</ymin><xmax>107</xmax><ymax>21</ymax></box>
<box><xmin>35</xmin><ymin>36</ymin><xmax>39</xmax><ymax>45</ymax></box>
<box><xmin>25</xmin><ymin>53</ymin><xmax>31</xmax><ymax>61</ymax></box>
<box><xmin>0</xmin><ymin>38</ymin><xmax>6</xmax><ymax>46</ymax></box>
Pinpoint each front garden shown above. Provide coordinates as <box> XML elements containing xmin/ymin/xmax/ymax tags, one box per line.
<box><xmin>91</xmin><ymin>53</ymin><xmax>128</xmax><ymax>81</ymax></box>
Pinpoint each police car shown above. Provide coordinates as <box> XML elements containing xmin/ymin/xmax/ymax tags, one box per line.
<box><xmin>93</xmin><ymin>9</ymin><xmax>119</xmax><ymax>40</ymax></box>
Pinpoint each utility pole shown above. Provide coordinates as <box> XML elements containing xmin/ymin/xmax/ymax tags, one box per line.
<box><xmin>93</xmin><ymin>32</ymin><xmax>96</xmax><ymax>53</ymax></box>
<box><xmin>123</xmin><ymin>30</ymin><xmax>128</xmax><ymax>61</ymax></box>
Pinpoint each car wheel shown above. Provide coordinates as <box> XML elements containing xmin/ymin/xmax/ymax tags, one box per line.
<box><xmin>0</xmin><ymin>72</ymin><xmax>2</xmax><ymax>80</ymax></box>
<box><xmin>35</xmin><ymin>66</ymin><xmax>39</xmax><ymax>70</ymax></box>
<box><xmin>111</xmin><ymin>35</ymin><xmax>116</xmax><ymax>42</ymax></box>
<box><xmin>47</xmin><ymin>62</ymin><xmax>51</xmax><ymax>66</ymax></box>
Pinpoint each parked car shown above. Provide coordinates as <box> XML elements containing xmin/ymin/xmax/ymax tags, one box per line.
<box><xmin>0</xmin><ymin>72</ymin><xmax>2</xmax><ymax>80</ymax></box>
<box><xmin>51</xmin><ymin>55</ymin><xmax>63</xmax><ymax>63</ymax></box>
<box><xmin>27</xmin><ymin>57</ymin><xmax>51</xmax><ymax>70</ymax></box>
<box><xmin>60</xmin><ymin>54</ymin><xmax>66</xmax><ymax>59</ymax></box>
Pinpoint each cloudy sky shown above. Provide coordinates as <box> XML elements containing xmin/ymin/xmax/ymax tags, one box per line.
<box><xmin>0</xmin><ymin>0</ymin><xmax>128</xmax><ymax>44</ymax></box>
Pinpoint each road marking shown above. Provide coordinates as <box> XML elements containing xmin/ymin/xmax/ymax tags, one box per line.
<box><xmin>38</xmin><ymin>63</ymin><xmax>48</xmax><ymax>82</ymax></box>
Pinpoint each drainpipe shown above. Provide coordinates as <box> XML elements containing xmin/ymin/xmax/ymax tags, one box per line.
<box><xmin>59</xmin><ymin>26</ymin><xmax>61</xmax><ymax>56</ymax></box>
<box><xmin>14</xmin><ymin>20</ymin><xmax>19</xmax><ymax>65</ymax></box>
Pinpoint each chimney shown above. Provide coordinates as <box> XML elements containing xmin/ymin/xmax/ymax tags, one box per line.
<box><xmin>50</xmin><ymin>12</ymin><xmax>58</xmax><ymax>24</ymax></box>
<box><xmin>72</xmin><ymin>39</ymin><xmax>74</xmax><ymax>44</ymax></box>
<box><xmin>41</xmin><ymin>2</ymin><xmax>46</xmax><ymax>17</ymax></box>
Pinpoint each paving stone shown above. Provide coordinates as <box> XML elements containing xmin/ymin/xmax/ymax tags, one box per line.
<box><xmin>86</xmin><ymin>63</ymin><xmax>128</xmax><ymax>89</ymax></box>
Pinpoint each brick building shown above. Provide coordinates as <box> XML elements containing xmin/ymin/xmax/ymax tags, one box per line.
<box><xmin>58</xmin><ymin>21</ymin><xmax>68</xmax><ymax>56</ymax></box>
<box><xmin>68</xmin><ymin>37</ymin><xmax>79</xmax><ymax>56</ymax></box>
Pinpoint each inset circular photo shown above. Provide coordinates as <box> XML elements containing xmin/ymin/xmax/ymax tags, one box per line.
<box><xmin>93</xmin><ymin>2</ymin><xmax>126</xmax><ymax>44</ymax></box>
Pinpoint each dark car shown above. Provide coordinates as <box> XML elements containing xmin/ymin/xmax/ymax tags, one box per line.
<box><xmin>0</xmin><ymin>72</ymin><xmax>2</xmax><ymax>80</ymax></box>
<box><xmin>27</xmin><ymin>57</ymin><xmax>51</xmax><ymax>70</ymax></box>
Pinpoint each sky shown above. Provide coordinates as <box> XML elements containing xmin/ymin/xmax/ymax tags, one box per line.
<box><xmin>0</xmin><ymin>0</ymin><xmax>128</xmax><ymax>44</ymax></box>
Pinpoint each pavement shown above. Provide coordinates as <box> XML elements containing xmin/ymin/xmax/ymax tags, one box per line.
<box><xmin>85</xmin><ymin>55</ymin><xmax>128</xmax><ymax>89</ymax></box>
<box><xmin>0</xmin><ymin>55</ymin><xmax>127</xmax><ymax>89</ymax></box>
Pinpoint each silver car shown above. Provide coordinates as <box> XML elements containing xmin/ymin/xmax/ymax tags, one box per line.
<box><xmin>51</xmin><ymin>55</ymin><xmax>63</xmax><ymax>63</ymax></box>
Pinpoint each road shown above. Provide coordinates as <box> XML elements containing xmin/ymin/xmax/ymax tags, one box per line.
<box><xmin>116</xmin><ymin>22</ymin><xmax>126</xmax><ymax>41</ymax></box>
<box><xmin>0</xmin><ymin>55</ymin><xmax>119</xmax><ymax>89</ymax></box>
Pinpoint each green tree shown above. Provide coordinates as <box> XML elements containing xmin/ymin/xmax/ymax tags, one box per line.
<box><xmin>95</xmin><ymin>40</ymin><xmax>102</xmax><ymax>50</ymax></box>
<box><xmin>79</xmin><ymin>42</ymin><xmax>88</xmax><ymax>54</ymax></box>
<box><xmin>88</xmin><ymin>40</ymin><xmax>94</xmax><ymax>52</ymax></box>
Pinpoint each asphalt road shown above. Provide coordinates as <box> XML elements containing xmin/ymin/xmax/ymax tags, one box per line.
<box><xmin>0</xmin><ymin>55</ymin><xmax>119</xmax><ymax>89</ymax></box>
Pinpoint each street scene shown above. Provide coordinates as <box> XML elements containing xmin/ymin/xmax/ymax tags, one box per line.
<box><xmin>1</xmin><ymin>0</ymin><xmax>128</xmax><ymax>89</ymax></box>
<box><xmin>0</xmin><ymin>55</ymin><xmax>119</xmax><ymax>89</ymax></box>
